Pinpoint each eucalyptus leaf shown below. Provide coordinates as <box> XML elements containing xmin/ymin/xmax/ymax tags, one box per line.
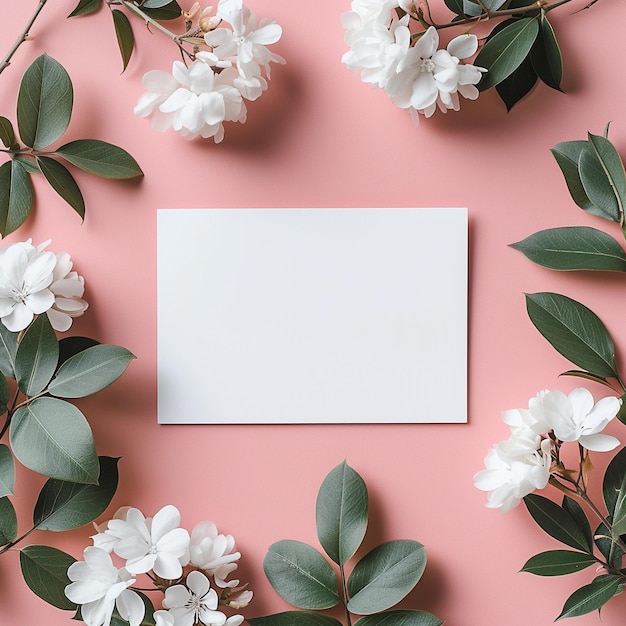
<box><xmin>521</xmin><ymin>550</ymin><xmax>597</xmax><ymax>576</ymax></box>
<box><xmin>603</xmin><ymin>446</ymin><xmax>626</xmax><ymax>514</ymax></box>
<box><xmin>112</xmin><ymin>9</ymin><xmax>134</xmax><ymax>71</ymax></box>
<box><xmin>19</xmin><ymin>545</ymin><xmax>76</xmax><ymax>610</ymax></box>
<box><xmin>523</xmin><ymin>494</ymin><xmax>592</xmax><ymax>552</ymax></box>
<box><xmin>48</xmin><ymin>344</ymin><xmax>135</xmax><ymax>398</ymax></box>
<box><xmin>248</xmin><ymin>613</ymin><xmax>343</xmax><ymax>626</ymax></box>
<box><xmin>347</xmin><ymin>540</ymin><xmax>427</xmax><ymax>615</ymax></box>
<box><xmin>37</xmin><ymin>155</ymin><xmax>85</xmax><ymax>220</ymax></box>
<box><xmin>10</xmin><ymin>397</ymin><xmax>99</xmax><ymax>484</ymax></box>
<box><xmin>525</xmin><ymin>292</ymin><xmax>618</xmax><ymax>379</ymax></box>
<box><xmin>530</xmin><ymin>16</ymin><xmax>562</xmax><ymax>91</ymax></box>
<box><xmin>494</xmin><ymin>54</ymin><xmax>537</xmax><ymax>111</ymax></box>
<box><xmin>354</xmin><ymin>611</ymin><xmax>444</xmax><ymax>626</ymax></box>
<box><xmin>0</xmin><ymin>159</ymin><xmax>34</xmax><ymax>236</ymax></box>
<box><xmin>17</xmin><ymin>54</ymin><xmax>73</xmax><ymax>150</ymax></box>
<box><xmin>56</xmin><ymin>139</ymin><xmax>143</xmax><ymax>179</ymax></box>
<box><xmin>475</xmin><ymin>18</ymin><xmax>539</xmax><ymax>91</ymax></box>
<box><xmin>316</xmin><ymin>460</ymin><xmax>368</xmax><ymax>565</ymax></box>
<box><xmin>0</xmin><ymin>116</ymin><xmax>16</xmax><ymax>148</ymax></box>
<box><xmin>556</xmin><ymin>575</ymin><xmax>622</xmax><ymax>620</ymax></box>
<box><xmin>263</xmin><ymin>540</ymin><xmax>340</xmax><ymax>610</ymax></box>
<box><xmin>0</xmin><ymin>321</ymin><xmax>18</xmax><ymax>378</ymax></box>
<box><xmin>0</xmin><ymin>444</ymin><xmax>15</xmax><ymax>497</ymax></box>
<box><xmin>15</xmin><ymin>313</ymin><xmax>59</xmax><ymax>397</ymax></box>
<box><xmin>510</xmin><ymin>226</ymin><xmax>626</xmax><ymax>271</ymax></box>
<box><xmin>34</xmin><ymin>457</ymin><xmax>119</xmax><ymax>531</ymax></box>
<box><xmin>68</xmin><ymin>0</ymin><xmax>102</xmax><ymax>16</ymax></box>
<box><xmin>0</xmin><ymin>496</ymin><xmax>17</xmax><ymax>545</ymax></box>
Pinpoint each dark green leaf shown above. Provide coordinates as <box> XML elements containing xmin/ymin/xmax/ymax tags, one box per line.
<box><xmin>141</xmin><ymin>1</ymin><xmax>182</xmax><ymax>20</ymax></box>
<box><xmin>511</xmin><ymin>226</ymin><xmax>626</xmax><ymax>271</ymax></box>
<box><xmin>609</xmin><ymin>470</ymin><xmax>626</xmax><ymax>536</ymax></box>
<box><xmin>17</xmin><ymin>54</ymin><xmax>73</xmax><ymax>150</ymax></box>
<box><xmin>475</xmin><ymin>18</ymin><xmax>540</xmax><ymax>91</ymax></box>
<box><xmin>523</xmin><ymin>494</ymin><xmax>592</xmax><ymax>551</ymax></box>
<box><xmin>248</xmin><ymin>613</ymin><xmax>343</xmax><ymax>626</ymax></box>
<box><xmin>556</xmin><ymin>575</ymin><xmax>622</xmax><ymax>620</ymax></box>
<box><xmin>58</xmin><ymin>336</ymin><xmax>100</xmax><ymax>367</ymax></box>
<box><xmin>37</xmin><ymin>156</ymin><xmax>85</xmax><ymax>220</ymax></box>
<box><xmin>354</xmin><ymin>611</ymin><xmax>444</xmax><ymax>626</ymax></box>
<box><xmin>142</xmin><ymin>0</ymin><xmax>174</xmax><ymax>7</ymax></box>
<box><xmin>347</xmin><ymin>540</ymin><xmax>427</xmax><ymax>615</ymax></box>
<box><xmin>34</xmin><ymin>457</ymin><xmax>118</xmax><ymax>531</ymax></box>
<box><xmin>19</xmin><ymin>545</ymin><xmax>76</xmax><ymax>610</ymax></box>
<box><xmin>0</xmin><ymin>159</ymin><xmax>34</xmax><ymax>236</ymax></box>
<box><xmin>0</xmin><ymin>444</ymin><xmax>15</xmax><ymax>497</ymax></box>
<box><xmin>551</xmin><ymin>140</ymin><xmax>602</xmax><ymax>216</ymax></box>
<box><xmin>112</xmin><ymin>10</ymin><xmax>134</xmax><ymax>71</ymax></box>
<box><xmin>263</xmin><ymin>540</ymin><xmax>340</xmax><ymax>610</ymax></box>
<box><xmin>521</xmin><ymin>550</ymin><xmax>597</xmax><ymax>576</ymax></box>
<box><xmin>316</xmin><ymin>460</ymin><xmax>368</xmax><ymax>565</ymax></box>
<box><xmin>56</xmin><ymin>139</ymin><xmax>143</xmax><ymax>179</ymax></box>
<box><xmin>604</xmin><ymin>446</ymin><xmax>626</xmax><ymax>514</ymax></box>
<box><xmin>594</xmin><ymin>521</ymin><xmax>623</xmax><ymax>570</ymax></box>
<box><xmin>48</xmin><ymin>344</ymin><xmax>134</xmax><ymax>398</ymax></box>
<box><xmin>68</xmin><ymin>0</ymin><xmax>102</xmax><ymax>17</ymax></box>
<box><xmin>0</xmin><ymin>371</ymin><xmax>9</xmax><ymax>414</ymax></box>
<box><xmin>525</xmin><ymin>292</ymin><xmax>618</xmax><ymax>379</ymax></box>
<box><xmin>443</xmin><ymin>0</ymin><xmax>464</xmax><ymax>16</ymax></box>
<box><xmin>562</xmin><ymin>496</ymin><xmax>593</xmax><ymax>551</ymax></box>
<box><xmin>15</xmin><ymin>313</ymin><xmax>59</xmax><ymax>397</ymax></box>
<box><xmin>495</xmin><ymin>54</ymin><xmax>537</xmax><ymax>111</ymax></box>
<box><xmin>0</xmin><ymin>496</ymin><xmax>17</xmax><ymax>545</ymax></box>
<box><xmin>0</xmin><ymin>116</ymin><xmax>16</xmax><ymax>148</ymax></box>
<box><xmin>0</xmin><ymin>322</ymin><xmax>18</xmax><ymax>378</ymax></box>
<box><xmin>10</xmin><ymin>397</ymin><xmax>99</xmax><ymax>484</ymax></box>
<box><xmin>530</xmin><ymin>16</ymin><xmax>562</xmax><ymax>90</ymax></box>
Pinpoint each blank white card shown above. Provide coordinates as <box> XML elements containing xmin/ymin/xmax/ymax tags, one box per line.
<box><xmin>157</xmin><ymin>208</ymin><xmax>467</xmax><ymax>424</ymax></box>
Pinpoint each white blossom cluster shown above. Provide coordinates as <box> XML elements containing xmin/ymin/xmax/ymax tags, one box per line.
<box><xmin>0</xmin><ymin>238</ymin><xmax>87</xmax><ymax>332</ymax></box>
<box><xmin>341</xmin><ymin>0</ymin><xmax>485</xmax><ymax>123</ymax></box>
<box><xmin>134</xmin><ymin>0</ymin><xmax>284</xmax><ymax>142</ymax></box>
<box><xmin>65</xmin><ymin>505</ymin><xmax>252</xmax><ymax>626</ymax></box>
<box><xmin>474</xmin><ymin>388</ymin><xmax>622</xmax><ymax>513</ymax></box>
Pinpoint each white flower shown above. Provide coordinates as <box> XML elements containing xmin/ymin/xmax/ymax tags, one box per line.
<box><xmin>189</xmin><ymin>521</ymin><xmax>242</xmax><ymax>587</ymax></box>
<box><xmin>474</xmin><ymin>438</ymin><xmax>552</xmax><ymax>513</ymax></box>
<box><xmin>65</xmin><ymin>547</ymin><xmax>144</xmax><ymax>626</ymax></box>
<box><xmin>48</xmin><ymin>251</ymin><xmax>88</xmax><ymax>331</ymax></box>
<box><xmin>0</xmin><ymin>239</ymin><xmax>56</xmax><ymax>331</ymax></box>
<box><xmin>98</xmin><ymin>505</ymin><xmax>190</xmax><ymax>579</ymax></box>
<box><xmin>163</xmin><ymin>570</ymin><xmax>228</xmax><ymax>626</ymax></box>
<box><xmin>154</xmin><ymin>610</ymin><xmax>176</xmax><ymax>626</ymax></box>
<box><xmin>534</xmin><ymin>388</ymin><xmax>621</xmax><ymax>452</ymax></box>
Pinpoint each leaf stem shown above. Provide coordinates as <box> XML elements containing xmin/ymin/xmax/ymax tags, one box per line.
<box><xmin>340</xmin><ymin>564</ymin><xmax>352</xmax><ymax>626</ymax></box>
<box><xmin>0</xmin><ymin>525</ymin><xmax>36</xmax><ymax>555</ymax></box>
<box><xmin>0</xmin><ymin>0</ymin><xmax>48</xmax><ymax>76</ymax></box>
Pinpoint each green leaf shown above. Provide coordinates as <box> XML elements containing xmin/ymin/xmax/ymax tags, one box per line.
<box><xmin>19</xmin><ymin>545</ymin><xmax>76</xmax><ymax>610</ymax></box>
<box><xmin>523</xmin><ymin>494</ymin><xmax>592</xmax><ymax>552</ymax></box>
<box><xmin>525</xmin><ymin>292</ymin><xmax>618</xmax><ymax>379</ymax></box>
<box><xmin>13</xmin><ymin>156</ymin><xmax>40</xmax><ymax>175</ymax></box>
<box><xmin>461</xmin><ymin>0</ymin><xmax>483</xmax><ymax>16</ymax></box>
<box><xmin>142</xmin><ymin>0</ymin><xmax>175</xmax><ymax>7</ymax></box>
<box><xmin>248</xmin><ymin>613</ymin><xmax>344</xmax><ymax>626</ymax></box>
<box><xmin>594</xmin><ymin>521</ymin><xmax>623</xmax><ymax>570</ymax></box>
<box><xmin>0</xmin><ymin>116</ymin><xmax>16</xmax><ymax>148</ymax></box>
<box><xmin>0</xmin><ymin>371</ymin><xmax>9</xmax><ymax>414</ymax></box>
<box><xmin>141</xmin><ymin>1</ymin><xmax>182</xmax><ymax>20</ymax></box>
<box><xmin>0</xmin><ymin>444</ymin><xmax>15</xmax><ymax>497</ymax></box>
<box><xmin>475</xmin><ymin>18</ymin><xmax>540</xmax><ymax>91</ymax></box>
<box><xmin>15</xmin><ymin>313</ymin><xmax>59</xmax><ymax>397</ymax></box>
<box><xmin>530</xmin><ymin>16</ymin><xmax>562</xmax><ymax>90</ymax></box>
<box><xmin>443</xmin><ymin>0</ymin><xmax>464</xmax><ymax>16</ymax></box>
<box><xmin>58</xmin><ymin>336</ymin><xmax>100</xmax><ymax>367</ymax></box>
<box><xmin>112</xmin><ymin>9</ymin><xmax>134</xmax><ymax>71</ymax></box>
<box><xmin>347</xmin><ymin>540</ymin><xmax>427</xmax><ymax>615</ymax></box>
<box><xmin>34</xmin><ymin>456</ymin><xmax>118</xmax><ymax>531</ymax></box>
<box><xmin>609</xmin><ymin>470</ymin><xmax>626</xmax><ymax>536</ymax></box>
<box><xmin>562</xmin><ymin>496</ymin><xmax>593</xmax><ymax>552</ymax></box>
<box><xmin>556</xmin><ymin>575</ymin><xmax>622</xmax><ymax>620</ymax></box>
<box><xmin>354</xmin><ymin>611</ymin><xmax>444</xmax><ymax>626</ymax></box>
<box><xmin>603</xmin><ymin>446</ymin><xmax>626</xmax><ymax>514</ymax></box>
<box><xmin>495</xmin><ymin>54</ymin><xmax>537</xmax><ymax>111</ymax></box>
<box><xmin>56</xmin><ymin>139</ymin><xmax>143</xmax><ymax>179</ymax></box>
<box><xmin>521</xmin><ymin>550</ymin><xmax>597</xmax><ymax>576</ymax></box>
<box><xmin>48</xmin><ymin>344</ymin><xmax>135</xmax><ymax>398</ymax></box>
<box><xmin>10</xmin><ymin>397</ymin><xmax>99</xmax><ymax>484</ymax></box>
<box><xmin>68</xmin><ymin>0</ymin><xmax>102</xmax><ymax>17</ymax></box>
<box><xmin>316</xmin><ymin>460</ymin><xmax>368</xmax><ymax>565</ymax></box>
<box><xmin>551</xmin><ymin>140</ymin><xmax>603</xmax><ymax>216</ymax></box>
<box><xmin>0</xmin><ymin>159</ymin><xmax>34</xmax><ymax>236</ymax></box>
<box><xmin>0</xmin><ymin>496</ymin><xmax>17</xmax><ymax>545</ymax></box>
<box><xmin>263</xmin><ymin>540</ymin><xmax>340</xmax><ymax>610</ymax></box>
<box><xmin>510</xmin><ymin>226</ymin><xmax>626</xmax><ymax>271</ymax></box>
<box><xmin>36</xmin><ymin>156</ymin><xmax>85</xmax><ymax>220</ymax></box>
<box><xmin>0</xmin><ymin>322</ymin><xmax>18</xmax><ymax>378</ymax></box>
<box><xmin>17</xmin><ymin>54</ymin><xmax>73</xmax><ymax>150</ymax></box>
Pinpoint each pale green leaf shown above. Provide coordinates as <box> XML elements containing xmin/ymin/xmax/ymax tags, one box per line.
<box><xmin>0</xmin><ymin>444</ymin><xmax>15</xmax><ymax>497</ymax></box>
<box><xmin>354</xmin><ymin>611</ymin><xmax>444</xmax><ymax>626</ymax></box>
<box><xmin>56</xmin><ymin>139</ymin><xmax>143</xmax><ymax>179</ymax></box>
<box><xmin>36</xmin><ymin>155</ymin><xmax>85</xmax><ymax>220</ymax></box>
<box><xmin>0</xmin><ymin>322</ymin><xmax>18</xmax><ymax>378</ymax></box>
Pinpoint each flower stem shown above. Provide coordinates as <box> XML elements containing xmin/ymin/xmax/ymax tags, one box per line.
<box><xmin>0</xmin><ymin>0</ymin><xmax>48</xmax><ymax>75</ymax></box>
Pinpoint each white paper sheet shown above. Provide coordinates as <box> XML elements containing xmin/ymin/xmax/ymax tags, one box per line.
<box><xmin>157</xmin><ymin>208</ymin><xmax>467</xmax><ymax>423</ymax></box>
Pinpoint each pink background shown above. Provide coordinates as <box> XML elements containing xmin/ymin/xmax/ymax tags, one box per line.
<box><xmin>1</xmin><ymin>0</ymin><xmax>625</xmax><ymax>624</ymax></box>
